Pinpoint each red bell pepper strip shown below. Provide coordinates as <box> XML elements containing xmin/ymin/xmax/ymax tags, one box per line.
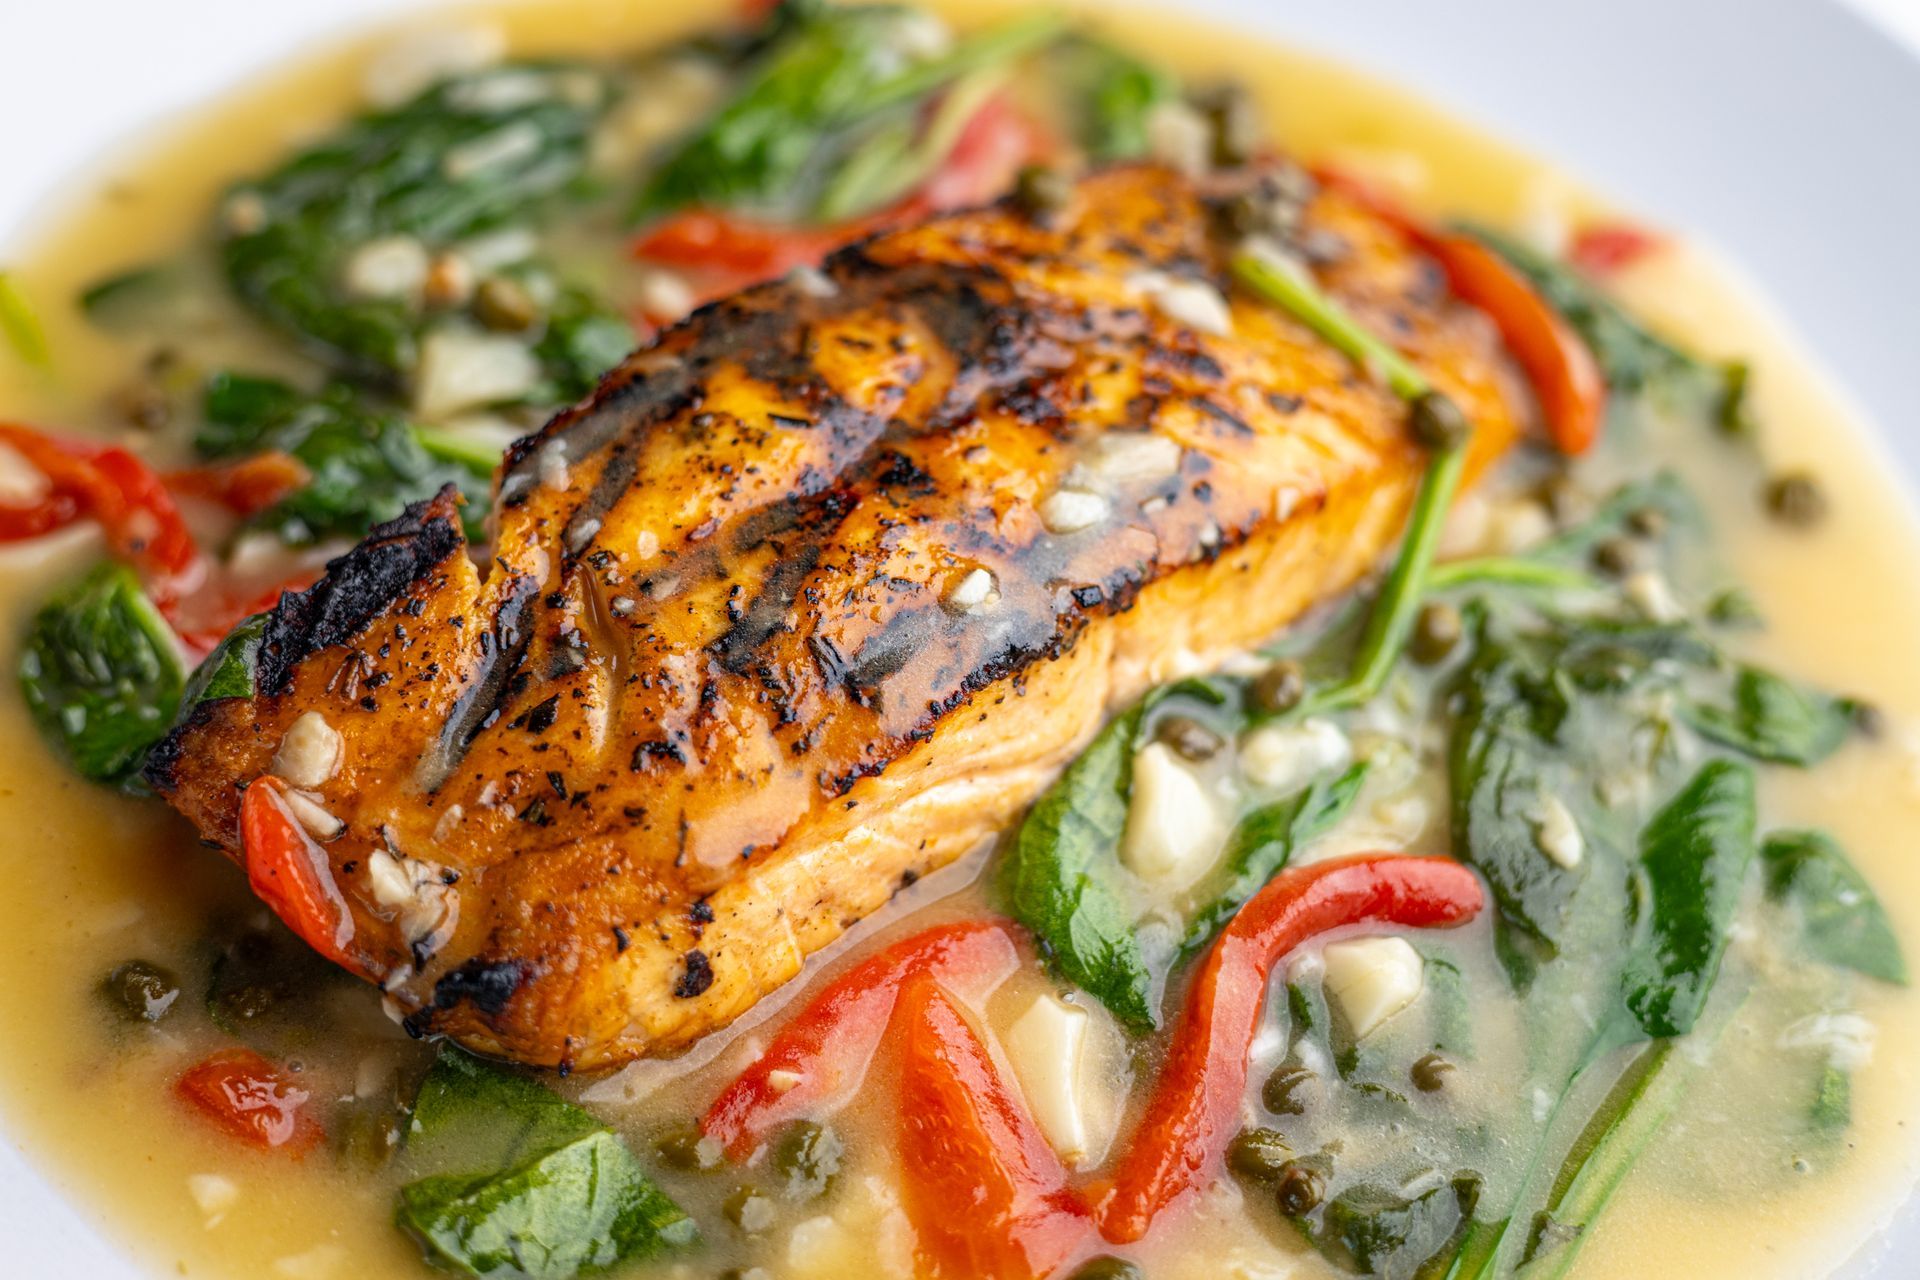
<box><xmin>701</xmin><ymin>919</ymin><xmax>1021</xmax><ymax>1156</ymax></box>
<box><xmin>1310</xmin><ymin>171</ymin><xmax>1608</xmax><ymax>456</ymax></box>
<box><xmin>1095</xmin><ymin>854</ymin><xmax>1485</xmax><ymax>1243</ymax></box>
<box><xmin>1569</xmin><ymin>222</ymin><xmax>1664</xmax><ymax>278</ymax></box>
<box><xmin>175</xmin><ymin>1048</ymin><xmax>323</xmax><ymax>1153</ymax></box>
<box><xmin>165</xmin><ymin>451</ymin><xmax>310</xmax><ymax>518</ymax></box>
<box><xmin>895</xmin><ymin>978</ymin><xmax>1095</xmax><ymax>1280</ymax></box>
<box><xmin>0</xmin><ymin>423</ymin><xmax>203</xmax><ymax>603</ymax></box>
<box><xmin>240</xmin><ymin>775</ymin><xmax>364</xmax><ymax>977</ymax></box>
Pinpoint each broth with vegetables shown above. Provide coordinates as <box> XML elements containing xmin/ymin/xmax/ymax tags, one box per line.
<box><xmin>1</xmin><ymin>2</ymin><xmax>1918</xmax><ymax>1278</ymax></box>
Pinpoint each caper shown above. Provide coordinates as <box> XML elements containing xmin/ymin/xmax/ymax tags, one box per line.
<box><xmin>1410</xmin><ymin>601</ymin><xmax>1463</xmax><ymax>665</ymax></box>
<box><xmin>101</xmin><ymin>959</ymin><xmax>179</xmax><ymax>1023</ymax></box>
<box><xmin>1590</xmin><ymin>536</ymin><xmax>1639</xmax><ymax>578</ymax></box>
<box><xmin>1537</xmin><ymin>471</ymin><xmax>1584</xmax><ymax>523</ymax></box>
<box><xmin>1275</xmin><ymin>1162</ymin><xmax>1327</xmax><ymax>1215</ymax></box>
<box><xmin>724</xmin><ymin>1186</ymin><xmax>777</xmax><ymax>1233</ymax></box>
<box><xmin>473</xmin><ymin>276</ymin><xmax>540</xmax><ymax>332</ymax></box>
<box><xmin>1226</xmin><ymin>1126</ymin><xmax>1295</xmax><ymax>1183</ymax></box>
<box><xmin>1069</xmin><ymin>1258</ymin><xmax>1144</xmax><ymax>1280</ymax></box>
<box><xmin>1251</xmin><ymin>659</ymin><xmax>1306</xmax><ymax>715</ymax></box>
<box><xmin>772</xmin><ymin>1119</ymin><xmax>842</xmax><ymax>1199</ymax></box>
<box><xmin>1261</xmin><ymin>1062</ymin><xmax>1316</xmax><ymax>1116</ymax></box>
<box><xmin>1407</xmin><ymin>390</ymin><xmax>1471</xmax><ymax>450</ymax></box>
<box><xmin>1763</xmin><ymin>471</ymin><xmax>1826</xmax><ymax>528</ymax></box>
<box><xmin>654</xmin><ymin>1122</ymin><xmax>716</xmax><ymax>1171</ymax></box>
<box><xmin>1853</xmin><ymin>701</ymin><xmax>1887</xmax><ymax>739</ymax></box>
<box><xmin>1013</xmin><ymin>165</ymin><xmax>1073</xmax><ymax>220</ymax></box>
<box><xmin>1155</xmin><ymin>714</ymin><xmax>1225</xmax><ymax>762</ymax></box>
<box><xmin>1626</xmin><ymin>505</ymin><xmax>1668</xmax><ymax>539</ymax></box>
<box><xmin>1196</xmin><ymin>84</ymin><xmax>1261</xmax><ymax>167</ymax></box>
<box><xmin>1411</xmin><ymin>1051</ymin><xmax>1456</xmax><ymax>1093</ymax></box>
<box><xmin>111</xmin><ymin>380</ymin><xmax>171</xmax><ymax>431</ymax></box>
<box><xmin>332</xmin><ymin>1095</ymin><xmax>404</xmax><ymax>1169</ymax></box>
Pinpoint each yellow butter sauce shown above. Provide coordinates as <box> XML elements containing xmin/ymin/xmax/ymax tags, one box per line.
<box><xmin>0</xmin><ymin>2</ymin><xmax>1917</xmax><ymax>1277</ymax></box>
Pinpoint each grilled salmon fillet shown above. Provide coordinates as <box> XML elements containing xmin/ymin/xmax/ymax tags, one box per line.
<box><xmin>148</xmin><ymin>164</ymin><xmax>1526</xmax><ymax>1069</ymax></box>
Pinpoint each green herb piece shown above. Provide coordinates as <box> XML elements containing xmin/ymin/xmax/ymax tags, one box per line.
<box><xmin>18</xmin><ymin>564</ymin><xmax>185</xmax><ymax>785</ymax></box>
<box><xmin>1179</xmin><ymin>763</ymin><xmax>1368</xmax><ymax>957</ymax></box>
<box><xmin>1621</xmin><ymin>759</ymin><xmax>1756</xmax><ymax>1038</ymax></box>
<box><xmin>1810</xmin><ymin>1062</ymin><xmax>1851</xmax><ymax>1134</ymax></box>
<box><xmin>398</xmin><ymin>1048</ymin><xmax>695</xmax><ymax>1279</ymax></box>
<box><xmin>77</xmin><ymin>264</ymin><xmax>180</xmax><ymax>331</ymax></box>
<box><xmin>1457</xmin><ymin>226</ymin><xmax>1752</xmax><ymax>431</ymax></box>
<box><xmin>220</xmin><ymin>63</ymin><xmax>609</xmax><ymax>386</ymax></box>
<box><xmin>633</xmin><ymin>5</ymin><xmax>1064</xmax><ymax>225</ymax></box>
<box><xmin>1760</xmin><ymin>829</ymin><xmax>1907</xmax><ymax>985</ymax></box>
<box><xmin>1446</xmin><ymin>630</ymin><xmax>1584</xmax><ymax>955</ymax></box>
<box><xmin>1232</xmin><ymin>249</ymin><xmax>1427</xmax><ymax>399</ymax></box>
<box><xmin>201</xmin><ymin>372</ymin><xmax>490</xmax><ymax>544</ymax></box>
<box><xmin>1685</xmin><ymin>666</ymin><xmax>1858</xmax><ymax>767</ymax></box>
<box><xmin>0</xmin><ymin>270</ymin><xmax>51</xmax><ymax>370</ymax></box>
<box><xmin>1003</xmin><ymin>695</ymin><xmax>1160</xmax><ymax>1030</ymax></box>
<box><xmin>1051</xmin><ymin>35</ymin><xmax>1177</xmax><ymax>161</ymax></box>
<box><xmin>1426</xmin><ymin>556</ymin><xmax>1596</xmax><ymax>596</ymax></box>
<box><xmin>628</xmin><ymin>3</ymin><xmax>929</xmax><ymax>224</ymax></box>
<box><xmin>1514</xmin><ymin>1039</ymin><xmax>1681</xmax><ymax>1279</ymax></box>
<box><xmin>1304</xmin><ymin>1175</ymin><xmax>1480</xmax><ymax>1279</ymax></box>
<box><xmin>814</xmin><ymin>65</ymin><xmax>1004</xmax><ymax>222</ymax></box>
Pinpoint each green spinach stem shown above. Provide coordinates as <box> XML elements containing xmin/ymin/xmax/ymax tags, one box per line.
<box><xmin>846</xmin><ymin>10</ymin><xmax>1071</xmax><ymax>119</ymax></box>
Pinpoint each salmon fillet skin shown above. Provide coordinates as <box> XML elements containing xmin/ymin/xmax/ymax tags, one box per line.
<box><xmin>146</xmin><ymin>163</ymin><xmax>1525</xmax><ymax>1070</ymax></box>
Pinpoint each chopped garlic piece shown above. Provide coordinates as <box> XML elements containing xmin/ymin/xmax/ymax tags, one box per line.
<box><xmin>1322</xmin><ymin>935</ymin><xmax>1424</xmax><ymax>1039</ymax></box>
<box><xmin>413</xmin><ymin>327</ymin><xmax>541</xmax><ymax>419</ymax></box>
<box><xmin>1129</xmin><ymin>270</ymin><xmax>1233</xmax><ymax>337</ymax></box>
<box><xmin>1038</xmin><ymin>487</ymin><xmax>1110</xmax><ymax>535</ymax></box>
<box><xmin>1532</xmin><ymin>794</ymin><xmax>1584</xmax><ymax>869</ymax></box>
<box><xmin>1145</xmin><ymin>100</ymin><xmax>1210</xmax><ymax>176</ymax></box>
<box><xmin>187</xmin><ymin>1173</ymin><xmax>239</xmax><ymax>1227</ymax></box>
<box><xmin>441</xmin><ymin>121</ymin><xmax>543</xmax><ymax>181</ymax></box>
<box><xmin>767</xmin><ymin>1068</ymin><xmax>804</xmax><ymax>1095</ymax></box>
<box><xmin>635</xmin><ymin>267</ymin><xmax>694</xmax><ymax>321</ymax></box>
<box><xmin>1004</xmin><ymin>993</ymin><xmax>1092</xmax><ymax>1166</ymax></box>
<box><xmin>343</xmin><ymin>236</ymin><xmax>429</xmax><ymax>301</ymax></box>
<box><xmin>1624</xmin><ymin>570</ymin><xmax>1684</xmax><ymax>623</ymax></box>
<box><xmin>1083</xmin><ymin>431</ymin><xmax>1182</xmax><ymax>485</ymax></box>
<box><xmin>943</xmin><ymin>567</ymin><xmax>998</xmax><ymax>613</ymax></box>
<box><xmin>281</xmin><ymin>789</ymin><xmax>342</xmax><ymax>840</ymax></box>
<box><xmin>0</xmin><ymin>442</ymin><xmax>52</xmax><ymax>506</ymax></box>
<box><xmin>273</xmin><ymin>711</ymin><xmax>343</xmax><ymax>788</ymax></box>
<box><xmin>1239</xmin><ymin>718</ymin><xmax>1351</xmax><ymax>792</ymax></box>
<box><xmin>272</xmin><ymin>1244</ymin><xmax>349</xmax><ymax>1280</ymax></box>
<box><xmin>1121</xmin><ymin>743</ymin><xmax>1223</xmax><ymax>886</ymax></box>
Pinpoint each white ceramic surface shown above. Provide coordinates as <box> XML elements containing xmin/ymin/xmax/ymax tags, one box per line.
<box><xmin>2</xmin><ymin>1</ymin><xmax>1917</xmax><ymax>1275</ymax></box>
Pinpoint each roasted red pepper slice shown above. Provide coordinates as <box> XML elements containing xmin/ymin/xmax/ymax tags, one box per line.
<box><xmin>175</xmin><ymin>1048</ymin><xmax>322</xmax><ymax>1153</ymax></box>
<box><xmin>1310</xmin><ymin>172</ymin><xmax>1607</xmax><ymax>456</ymax></box>
<box><xmin>1096</xmin><ymin>854</ymin><xmax>1485</xmax><ymax>1243</ymax></box>
<box><xmin>896</xmin><ymin>978</ymin><xmax>1094</xmax><ymax>1280</ymax></box>
<box><xmin>701</xmin><ymin>920</ymin><xmax>1021</xmax><ymax>1156</ymax></box>
<box><xmin>0</xmin><ymin>423</ymin><xmax>203</xmax><ymax>603</ymax></box>
<box><xmin>165</xmin><ymin>451</ymin><xmax>310</xmax><ymax>518</ymax></box>
<box><xmin>1569</xmin><ymin>222</ymin><xmax>1664</xmax><ymax>278</ymax></box>
<box><xmin>239</xmin><ymin>775</ymin><xmax>363</xmax><ymax>976</ymax></box>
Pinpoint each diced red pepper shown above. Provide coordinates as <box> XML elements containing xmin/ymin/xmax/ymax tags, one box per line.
<box><xmin>1095</xmin><ymin>854</ymin><xmax>1485</xmax><ymax>1243</ymax></box>
<box><xmin>175</xmin><ymin>1048</ymin><xmax>322</xmax><ymax>1153</ymax></box>
<box><xmin>1309</xmin><ymin>171</ymin><xmax>1608</xmax><ymax>456</ymax></box>
<box><xmin>239</xmin><ymin>775</ymin><xmax>364</xmax><ymax>976</ymax></box>
<box><xmin>1569</xmin><ymin>222</ymin><xmax>1664</xmax><ymax>278</ymax></box>
<box><xmin>895</xmin><ymin>978</ymin><xmax>1094</xmax><ymax>1280</ymax></box>
<box><xmin>166</xmin><ymin>451</ymin><xmax>310</xmax><ymax>518</ymax></box>
<box><xmin>701</xmin><ymin>920</ymin><xmax>1021</xmax><ymax>1156</ymax></box>
<box><xmin>0</xmin><ymin>423</ymin><xmax>204</xmax><ymax>604</ymax></box>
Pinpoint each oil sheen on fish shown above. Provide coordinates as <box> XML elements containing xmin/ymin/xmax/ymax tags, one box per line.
<box><xmin>147</xmin><ymin>164</ymin><xmax>1526</xmax><ymax>1069</ymax></box>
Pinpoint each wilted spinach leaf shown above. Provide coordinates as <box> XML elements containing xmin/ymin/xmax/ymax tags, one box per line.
<box><xmin>221</xmin><ymin>62</ymin><xmax>610</xmax><ymax>386</ymax></box>
<box><xmin>398</xmin><ymin>1048</ymin><xmax>695</xmax><ymax>1279</ymax></box>
<box><xmin>18</xmin><ymin>563</ymin><xmax>185</xmax><ymax>784</ymax></box>
<box><xmin>1685</xmin><ymin>666</ymin><xmax>1858</xmax><ymax>767</ymax></box>
<box><xmin>1307</xmin><ymin>1175</ymin><xmax>1480</xmax><ymax>1280</ymax></box>
<box><xmin>201</xmin><ymin>371</ymin><xmax>490</xmax><ymax>544</ymax></box>
<box><xmin>1052</xmin><ymin>35</ymin><xmax>1178</xmax><ymax>161</ymax></box>
<box><xmin>1620</xmin><ymin>759</ymin><xmax>1756</xmax><ymax>1038</ymax></box>
<box><xmin>1761</xmin><ymin>829</ymin><xmax>1906</xmax><ymax>985</ymax></box>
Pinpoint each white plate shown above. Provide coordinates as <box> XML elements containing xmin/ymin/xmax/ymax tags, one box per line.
<box><xmin>2</xmin><ymin>1</ymin><xmax>1917</xmax><ymax>1275</ymax></box>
